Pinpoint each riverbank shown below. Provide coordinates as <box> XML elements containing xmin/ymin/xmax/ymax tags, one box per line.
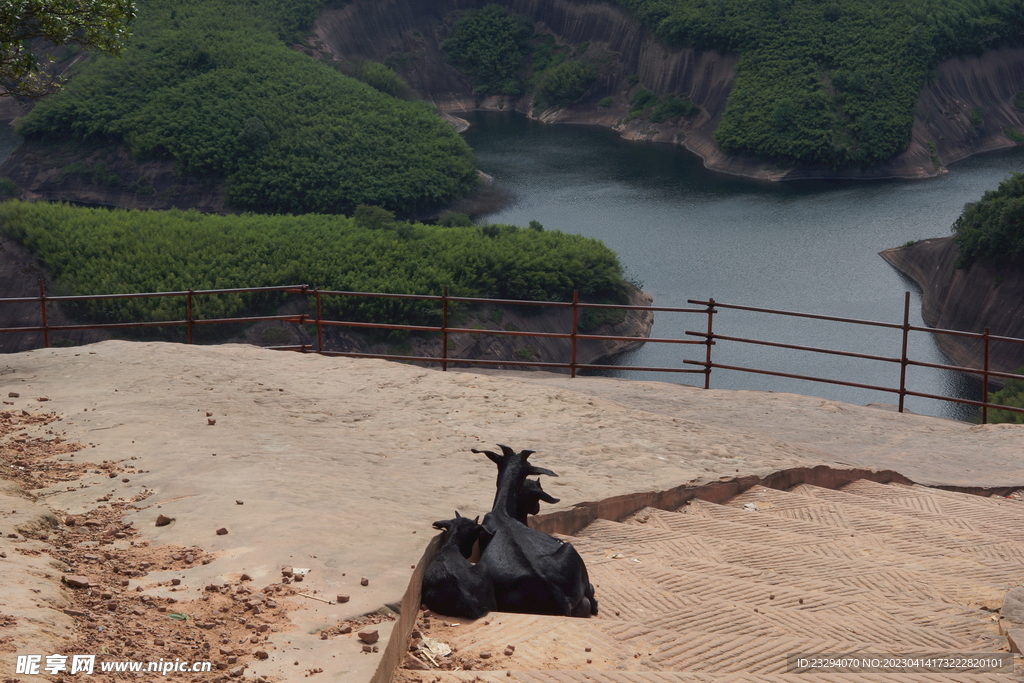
<box><xmin>314</xmin><ymin>0</ymin><xmax>1024</xmax><ymax>182</ymax></box>
<box><xmin>880</xmin><ymin>237</ymin><xmax>1024</xmax><ymax>382</ymax></box>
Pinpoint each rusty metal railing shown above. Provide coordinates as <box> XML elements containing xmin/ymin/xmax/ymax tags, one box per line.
<box><xmin>685</xmin><ymin>292</ymin><xmax>1024</xmax><ymax>423</ymax></box>
<box><xmin>2</xmin><ymin>282</ymin><xmax>1023</xmax><ymax>423</ymax></box>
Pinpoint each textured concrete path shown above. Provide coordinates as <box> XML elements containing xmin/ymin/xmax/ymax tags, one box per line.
<box><xmin>396</xmin><ymin>480</ymin><xmax>1024</xmax><ymax>682</ymax></box>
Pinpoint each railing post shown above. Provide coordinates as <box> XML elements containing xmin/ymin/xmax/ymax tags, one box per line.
<box><xmin>570</xmin><ymin>290</ymin><xmax>579</xmax><ymax>378</ymax></box>
<box><xmin>898</xmin><ymin>291</ymin><xmax>910</xmax><ymax>413</ymax></box>
<box><xmin>38</xmin><ymin>279</ymin><xmax>50</xmax><ymax>349</ymax></box>
<box><xmin>982</xmin><ymin>326</ymin><xmax>990</xmax><ymax>424</ymax></box>
<box><xmin>441</xmin><ymin>286</ymin><xmax>449</xmax><ymax>371</ymax></box>
<box><xmin>703</xmin><ymin>298</ymin><xmax>715</xmax><ymax>389</ymax></box>
<box><xmin>186</xmin><ymin>289</ymin><xmax>194</xmax><ymax>344</ymax></box>
<box><xmin>315</xmin><ymin>287</ymin><xmax>324</xmax><ymax>354</ymax></box>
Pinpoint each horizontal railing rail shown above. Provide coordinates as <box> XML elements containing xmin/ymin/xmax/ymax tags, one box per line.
<box><xmin>2</xmin><ymin>282</ymin><xmax>1022</xmax><ymax>423</ymax></box>
<box><xmin>686</xmin><ymin>294</ymin><xmax>1024</xmax><ymax>423</ymax></box>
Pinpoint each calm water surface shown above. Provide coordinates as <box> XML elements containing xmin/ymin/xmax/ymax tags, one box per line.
<box><xmin>464</xmin><ymin>111</ymin><xmax>1024</xmax><ymax>420</ymax></box>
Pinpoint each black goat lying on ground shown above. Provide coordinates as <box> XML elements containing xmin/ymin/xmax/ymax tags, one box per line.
<box><xmin>421</xmin><ymin>512</ymin><xmax>495</xmax><ymax>620</ymax></box>
<box><xmin>473</xmin><ymin>444</ymin><xmax>597</xmax><ymax>618</ymax></box>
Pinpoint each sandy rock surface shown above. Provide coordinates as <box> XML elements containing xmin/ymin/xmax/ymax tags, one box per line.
<box><xmin>2</xmin><ymin>340</ymin><xmax>1022</xmax><ymax>682</ymax></box>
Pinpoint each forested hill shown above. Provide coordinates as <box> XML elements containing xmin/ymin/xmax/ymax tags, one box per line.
<box><xmin>613</xmin><ymin>0</ymin><xmax>1024</xmax><ymax>168</ymax></box>
<box><xmin>11</xmin><ymin>0</ymin><xmax>478</xmax><ymax>215</ymax></box>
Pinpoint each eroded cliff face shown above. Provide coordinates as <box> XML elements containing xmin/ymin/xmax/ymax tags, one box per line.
<box><xmin>880</xmin><ymin>238</ymin><xmax>1024</xmax><ymax>381</ymax></box>
<box><xmin>0</xmin><ymin>141</ymin><xmax>228</xmax><ymax>213</ymax></box>
<box><xmin>314</xmin><ymin>0</ymin><xmax>1024</xmax><ymax>181</ymax></box>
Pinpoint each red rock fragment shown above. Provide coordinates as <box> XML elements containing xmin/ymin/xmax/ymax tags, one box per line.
<box><xmin>216</xmin><ymin>527</ymin><xmax>228</xmax><ymax>535</ymax></box>
<box><xmin>155</xmin><ymin>514</ymin><xmax>172</xmax><ymax>526</ymax></box>
<box><xmin>62</xmin><ymin>575</ymin><xmax>91</xmax><ymax>588</ymax></box>
<box><xmin>357</xmin><ymin>629</ymin><xmax>379</xmax><ymax>644</ymax></box>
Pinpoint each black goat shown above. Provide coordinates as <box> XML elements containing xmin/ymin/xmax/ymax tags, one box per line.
<box><xmin>473</xmin><ymin>444</ymin><xmax>597</xmax><ymax>617</ymax></box>
<box><xmin>421</xmin><ymin>512</ymin><xmax>496</xmax><ymax>620</ymax></box>
<box><xmin>515</xmin><ymin>477</ymin><xmax>560</xmax><ymax>524</ymax></box>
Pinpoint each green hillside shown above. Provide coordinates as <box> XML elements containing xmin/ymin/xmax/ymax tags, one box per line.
<box><xmin>613</xmin><ymin>0</ymin><xmax>1024</xmax><ymax>168</ymax></box>
<box><xmin>0</xmin><ymin>201</ymin><xmax>630</xmax><ymax>331</ymax></box>
<box><xmin>15</xmin><ymin>0</ymin><xmax>478</xmax><ymax>215</ymax></box>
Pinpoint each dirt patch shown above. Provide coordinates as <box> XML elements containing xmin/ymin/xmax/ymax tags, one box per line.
<box><xmin>0</xmin><ymin>409</ymin><xmax>304</xmax><ymax>682</ymax></box>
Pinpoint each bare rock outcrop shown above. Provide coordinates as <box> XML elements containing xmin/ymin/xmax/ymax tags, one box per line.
<box><xmin>880</xmin><ymin>238</ymin><xmax>1024</xmax><ymax>382</ymax></box>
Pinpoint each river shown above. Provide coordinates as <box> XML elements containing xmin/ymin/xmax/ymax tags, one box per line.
<box><xmin>463</xmin><ymin>111</ymin><xmax>1024</xmax><ymax>420</ymax></box>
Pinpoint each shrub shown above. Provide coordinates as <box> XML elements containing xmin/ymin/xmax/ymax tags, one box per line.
<box><xmin>532</xmin><ymin>61</ymin><xmax>597</xmax><ymax>110</ymax></box>
<box><xmin>0</xmin><ymin>177</ymin><xmax>21</xmax><ymax>201</ymax></box>
<box><xmin>649</xmin><ymin>93</ymin><xmax>700</xmax><ymax>122</ymax></box>
<box><xmin>438</xmin><ymin>212</ymin><xmax>474</xmax><ymax>227</ymax></box>
<box><xmin>981</xmin><ymin>366</ymin><xmax>1024</xmax><ymax>424</ymax></box>
<box><xmin>598</xmin><ymin>96</ymin><xmax>614</xmax><ymax>108</ymax></box>
<box><xmin>442</xmin><ymin>4</ymin><xmax>533</xmax><ymax>96</ymax></box>
<box><xmin>354</xmin><ymin>61</ymin><xmax>409</xmax><ymax>98</ymax></box>
<box><xmin>952</xmin><ymin>173</ymin><xmax>1024</xmax><ymax>268</ymax></box>
<box><xmin>353</xmin><ymin>205</ymin><xmax>396</xmax><ymax>230</ymax></box>
<box><xmin>629</xmin><ymin>88</ymin><xmax>657</xmax><ymax>112</ymax></box>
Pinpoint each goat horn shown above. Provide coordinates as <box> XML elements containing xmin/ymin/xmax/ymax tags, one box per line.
<box><xmin>472</xmin><ymin>447</ymin><xmax>503</xmax><ymax>465</ymax></box>
<box><xmin>497</xmin><ymin>444</ymin><xmax>517</xmax><ymax>457</ymax></box>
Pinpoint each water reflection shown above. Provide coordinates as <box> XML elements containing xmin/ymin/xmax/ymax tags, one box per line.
<box><xmin>465</xmin><ymin>111</ymin><xmax>1024</xmax><ymax>420</ymax></box>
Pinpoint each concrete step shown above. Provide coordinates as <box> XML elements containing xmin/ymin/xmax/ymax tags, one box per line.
<box><xmin>395</xmin><ymin>480</ymin><xmax>1023</xmax><ymax>682</ymax></box>
<box><xmin>580</xmin><ymin>513</ymin><xmax>1010</xmax><ymax>610</ymax></box>
<box><xmin>417</xmin><ymin>612</ymin><xmax>976</xmax><ymax>674</ymax></box>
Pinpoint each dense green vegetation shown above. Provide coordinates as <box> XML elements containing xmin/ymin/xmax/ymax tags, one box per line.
<box><xmin>0</xmin><ymin>201</ymin><xmax>630</xmax><ymax>332</ymax></box>
<box><xmin>442</xmin><ymin>4</ymin><xmax>533</xmax><ymax>96</ymax></box>
<box><xmin>443</xmin><ymin>5</ymin><xmax>598</xmax><ymax>111</ymax></box>
<box><xmin>533</xmin><ymin>62</ymin><xmax>597</xmax><ymax>111</ymax></box>
<box><xmin>613</xmin><ymin>0</ymin><xmax>1024</xmax><ymax>167</ymax></box>
<box><xmin>982</xmin><ymin>367</ymin><xmax>1024</xmax><ymax>424</ymax></box>
<box><xmin>952</xmin><ymin>173</ymin><xmax>1024</xmax><ymax>268</ymax></box>
<box><xmin>15</xmin><ymin>0</ymin><xmax>478</xmax><ymax>215</ymax></box>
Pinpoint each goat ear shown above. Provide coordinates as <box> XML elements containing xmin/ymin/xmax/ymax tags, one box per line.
<box><xmin>432</xmin><ymin>520</ymin><xmax>451</xmax><ymax>531</ymax></box>
<box><xmin>471</xmin><ymin>447</ymin><xmax>503</xmax><ymax>465</ymax></box>
<box><xmin>528</xmin><ymin>465</ymin><xmax>558</xmax><ymax>477</ymax></box>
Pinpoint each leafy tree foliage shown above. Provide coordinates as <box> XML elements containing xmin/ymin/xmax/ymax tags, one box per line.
<box><xmin>981</xmin><ymin>367</ymin><xmax>1024</xmax><ymax>424</ymax></box>
<box><xmin>442</xmin><ymin>4</ymin><xmax>533</xmax><ymax>96</ymax></box>
<box><xmin>613</xmin><ymin>0</ymin><xmax>1024</xmax><ymax>167</ymax></box>
<box><xmin>0</xmin><ymin>201</ymin><xmax>630</xmax><ymax>328</ymax></box>
<box><xmin>0</xmin><ymin>0</ymin><xmax>136</xmax><ymax>98</ymax></box>
<box><xmin>533</xmin><ymin>61</ymin><xmax>596</xmax><ymax>111</ymax></box>
<box><xmin>352</xmin><ymin>60</ymin><xmax>409</xmax><ymax>98</ymax></box>
<box><xmin>952</xmin><ymin>172</ymin><xmax>1024</xmax><ymax>268</ymax></box>
<box><xmin>14</xmin><ymin>0</ymin><xmax>478</xmax><ymax>215</ymax></box>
